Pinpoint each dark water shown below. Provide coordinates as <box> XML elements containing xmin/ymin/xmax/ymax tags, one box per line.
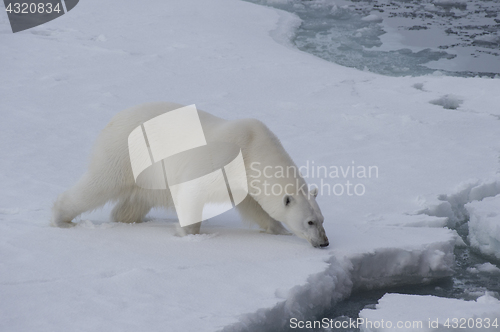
<box><xmin>247</xmin><ymin>0</ymin><xmax>500</xmax><ymax>77</ymax></box>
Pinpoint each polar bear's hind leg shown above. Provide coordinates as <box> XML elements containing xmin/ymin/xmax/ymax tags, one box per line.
<box><xmin>52</xmin><ymin>173</ymin><xmax>118</xmax><ymax>227</ymax></box>
<box><xmin>111</xmin><ymin>195</ymin><xmax>152</xmax><ymax>224</ymax></box>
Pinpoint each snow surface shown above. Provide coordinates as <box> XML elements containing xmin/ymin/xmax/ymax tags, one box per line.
<box><xmin>1</xmin><ymin>0</ymin><xmax>500</xmax><ymax>331</ymax></box>
<box><xmin>360</xmin><ymin>293</ymin><xmax>500</xmax><ymax>332</ymax></box>
<box><xmin>466</xmin><ymin>194</ymin><xmax>500</xmax><ymax>260</ymax></box>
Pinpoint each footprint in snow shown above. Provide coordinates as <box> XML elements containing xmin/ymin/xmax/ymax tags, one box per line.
<box><xmin>412</xmin><ymin>82</ymin><xmax>425</xmax><ymax>91</ymax></box>
<box><xmin>430</xmin><ymin>94</ymin><xmax>463</xmax><ymax>110</ymax></box>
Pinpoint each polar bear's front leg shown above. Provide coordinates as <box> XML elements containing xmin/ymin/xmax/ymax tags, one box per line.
<box><xmin>236</xmin><ymin>196</ymin><xmax>291</xmax><ymax>235</ymax></box>
<box><xmin>176</xmin><ymin>222</ymin><xmax>202</xmax><ymax>236</ymax></box>
<box><xmin>263</xmin><ymin>218</ymin><xmax>292</xmax><ymax>235</ymax></box>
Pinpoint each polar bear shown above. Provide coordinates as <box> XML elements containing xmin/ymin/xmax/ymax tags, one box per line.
<box><xmin>52</xmin><ymin>102</ymin><xmax>329</xmax><ymax>248</ymax></box>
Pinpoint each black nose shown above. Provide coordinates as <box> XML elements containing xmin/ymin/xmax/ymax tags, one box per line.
<box><xmin>319</xmin><ymin>242</ymin><xmax>329</xmax><ymax>248</ymax></box>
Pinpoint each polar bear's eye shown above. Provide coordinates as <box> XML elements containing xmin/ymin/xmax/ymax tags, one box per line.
<box><xmin>308</xmin><ymin>221</ymin><xmax>314</xmax><ymax>226</ymax></box>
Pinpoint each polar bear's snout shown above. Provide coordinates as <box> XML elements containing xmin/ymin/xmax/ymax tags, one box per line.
<box><xmin>317</xmin><ymin>231</ymin><xmax>329</xmax><ymax>248</ymax></box>
<box><xmin>309</xmin><ymin>236</ymin><xmax>329</xmax><ymax>248</ymax></box>
<box><xmin>319</xmin><ymin>236</ymin><xmax>329</xmax><ymax>248</ymax></box>
<box><xmin>310</xmin><ymin>227</ymin><xmax>329</xmax><ymax>248</ymax></box>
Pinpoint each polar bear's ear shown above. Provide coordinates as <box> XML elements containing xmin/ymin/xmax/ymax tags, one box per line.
<box><xmin>310</xmin><ymin>187</ymin><xmax>318</xmax><ymax>198</ymax></box>
<box><xmin>283</xmin><ymin>195</ymin><xmax>294</xmax><ymax>207</ymax></box>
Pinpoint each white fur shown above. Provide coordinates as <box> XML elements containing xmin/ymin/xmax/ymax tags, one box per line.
<box><xmin>52</xmin><ymin>102</ymin><xmax>329</xmax><ymax>247</ymax></box>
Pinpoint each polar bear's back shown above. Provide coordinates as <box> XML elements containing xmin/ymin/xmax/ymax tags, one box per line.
<box><xmin>86</xmin><ymin>102</ymin><xmax>297</xmax><ymax>196</ymax></box>
<box><xmin>99</xmin><ymin>102</ymin><xmax>224</xmax><ymax>143</ymax></box>
<box><xmin>87</xmin><ymin>102</ymin><xmax>225</xmax><ymax>185</ymax></box>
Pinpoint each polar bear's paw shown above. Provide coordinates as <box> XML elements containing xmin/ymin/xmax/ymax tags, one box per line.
<box><xmin>176</xmin><ymin>222</ymin><xmax>202</xmax><ymax>237</ymax></box>
<box><xmin>51</xmin><ymin>219</ymin><xmax>77</xmax><ymax>228</ymax></box>
<box><xmin>262</xmin><ymin>222</ymin><xmax>292</xmax><ymax>236</ymax></box>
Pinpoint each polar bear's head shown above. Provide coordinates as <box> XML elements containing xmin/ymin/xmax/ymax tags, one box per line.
<box><xmin>280</xmin><ymin>188</ymin><xmax>329</xmax><ymax>248</ymax></box>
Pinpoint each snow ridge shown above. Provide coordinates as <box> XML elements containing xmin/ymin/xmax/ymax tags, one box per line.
<box><xmin>417</xmin><ymin>178</ymin><xmax>500</xmax><ymax>227</ymax></box>
<box><xmin>466</xmin><ymin>196</ymin><xmax>500</xmax><ymax>260</ymax></box>
<box><xmin>222</xmin><ymin>256</ymin><xmax>352</xmax><ymax>332</ymax></box>
<box><xmin>417</xmin><ymin>178</ymin><xmax>500</xmax><ymax>260</ymax></box>
<box><xmin>222</xmin><ymin>238</ymin><xmax>455</xmax><ymax>331</ymax></box>
<box><xmin>348</xmin><ymin>244</ymin><xmax>454</xmax><ymax>291</ymax></box>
